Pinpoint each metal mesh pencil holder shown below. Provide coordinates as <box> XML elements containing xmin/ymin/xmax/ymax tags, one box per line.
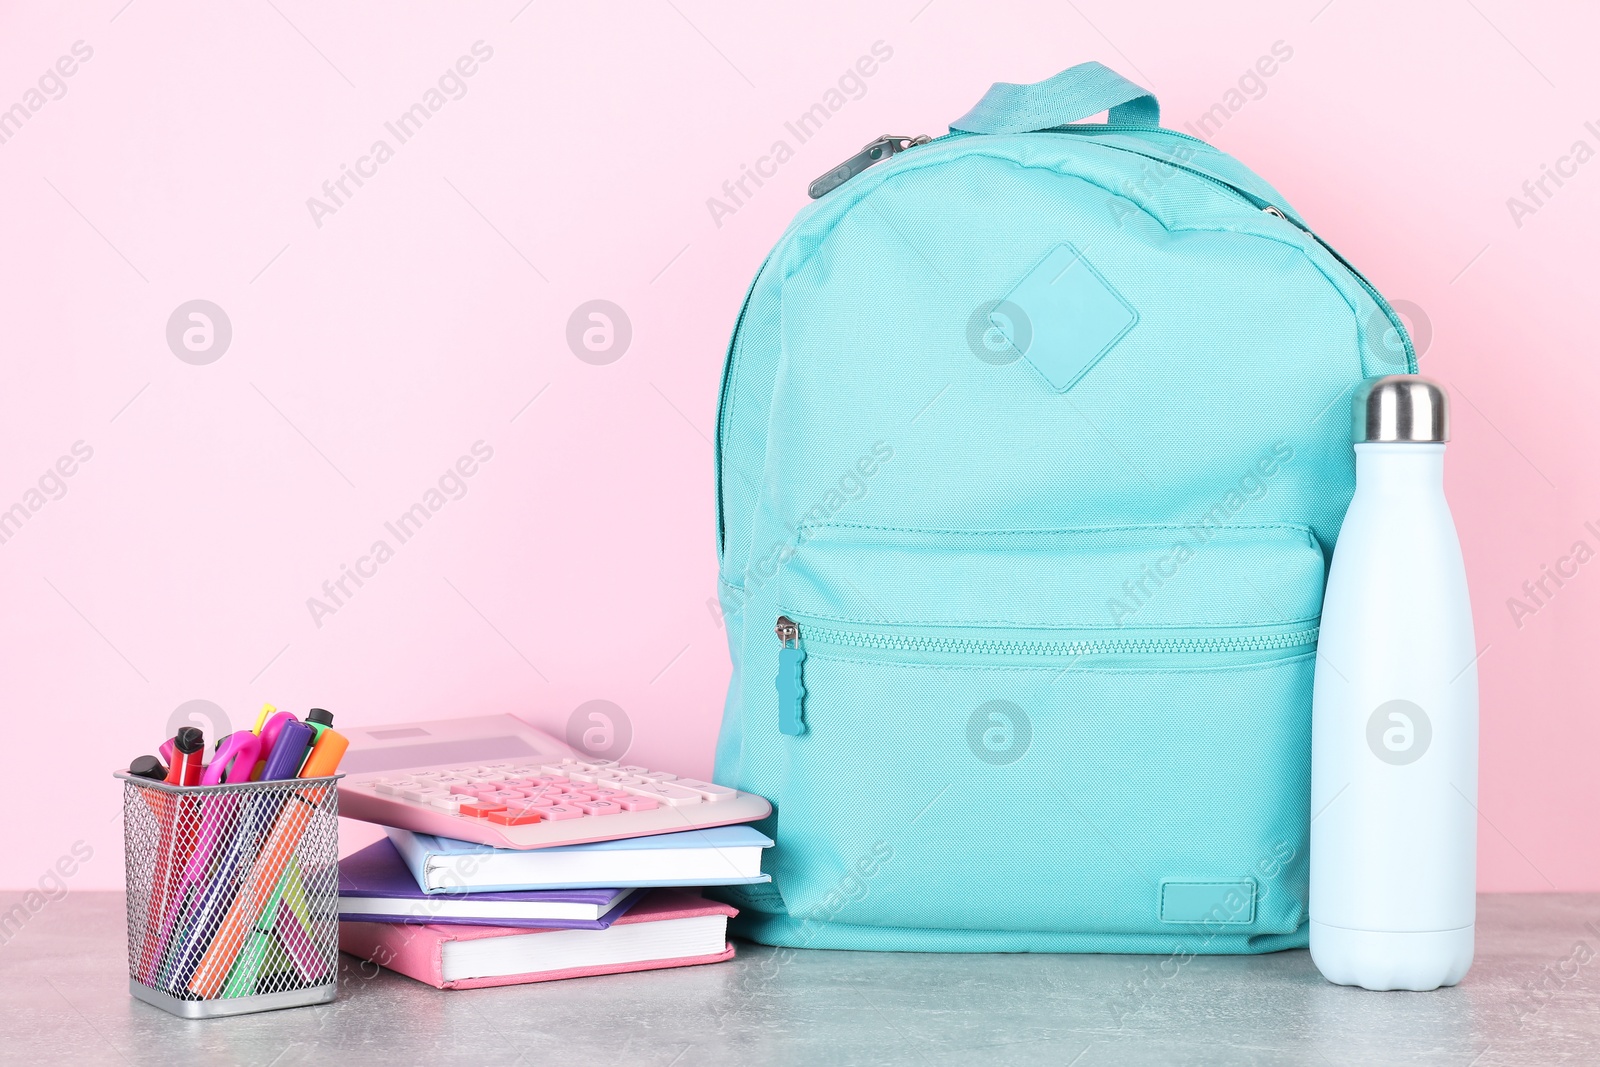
<box><xmin>117</xmin><ymin>771</ymin><xmax>343</xmax><ymax>1018</ymax></box>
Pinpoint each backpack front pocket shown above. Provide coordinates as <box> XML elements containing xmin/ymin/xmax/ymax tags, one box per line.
<box><xmin>768</xmin><ymin>523</ymin><xmax>1324</xmax><ymax>940</ymax></box>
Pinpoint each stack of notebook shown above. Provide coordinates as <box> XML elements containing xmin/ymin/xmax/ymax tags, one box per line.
<box><xmin>338</xmin><ymin>824</ymin><xmax>771</xmax><ymax>989</ymax></box>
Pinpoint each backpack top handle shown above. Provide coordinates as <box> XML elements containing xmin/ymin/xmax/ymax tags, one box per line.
<box><xmin>951</xmin><ymin>61</ymin><xmax>1160</xmax><ymax>135</ymax></box>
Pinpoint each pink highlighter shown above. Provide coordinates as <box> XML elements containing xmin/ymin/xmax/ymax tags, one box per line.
<box><xmin>250</xmin><ymin>712</ymin><xmax>299</xmax><ymax>781</ymax></box>
<box><xmin>202</xmin><ymin>731</ymin><xmax>262</xmax><ymax>786</ymax></box>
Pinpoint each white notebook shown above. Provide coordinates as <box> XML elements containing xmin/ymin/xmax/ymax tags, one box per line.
<box><xmin>387</xmin><ymin>824</ymin><xmax>772</xmax><ymax>893</ymax></box>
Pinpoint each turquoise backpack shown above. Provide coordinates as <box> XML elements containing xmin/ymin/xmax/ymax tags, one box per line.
<box><xmin>712</xmin><ymin>62</ymin><xmax>1415</xmax><ymax>953</ymax></box>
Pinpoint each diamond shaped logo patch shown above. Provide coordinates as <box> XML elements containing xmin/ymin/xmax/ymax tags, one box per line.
<box><xmin>988</xmin><ymin>243</ymin><xmax>1138</xmax><ymax>392</ymax></box>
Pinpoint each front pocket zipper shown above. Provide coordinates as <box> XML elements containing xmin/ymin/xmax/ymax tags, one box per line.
<box><xmin>775</xmin><ymin>616</ymin><xmax>808</xmax><ymax>736</ymax></box>
<box><xmin>774</xmin><ymin>613</ymin><xmax>1320</xmax><ymax>736</ymax></box>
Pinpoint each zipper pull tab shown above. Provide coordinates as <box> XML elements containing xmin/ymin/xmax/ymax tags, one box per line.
<box><xmin>1261</xmin><ymin>205</ymin><xmax>1297</xmax><ymax>225</ymax></box>
<box><xmin>808</xmin><ymin>134</ymin><xmax>932</xmax><ymax>199</ymax></box>
<box><xmin>775</xmin><ymin>616</ymin><xmax>807</xmax><ymax>736</ymax></box>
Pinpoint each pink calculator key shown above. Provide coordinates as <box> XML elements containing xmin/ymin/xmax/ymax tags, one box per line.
<box><xmin>616</xmin><ymin>795</ymin><xmax>660</xmax><ymax>811</ymax></box>
<box><xmin>450</xmin><ymin>784</ymin><xmax>482</xmax><ymax>796</ymax></box>
<box><xmin>483</xmin><ymin>789</ymin><xmax>528</xmax><ymax>803</ymax></box>
<box><xmin>586</xmin><ymin>787</ymin><xmax>629</xmax><ymax>802</ymax></box>
<box><xmin>538</xmin><ymin>804</ymin><xmax>585</xmax><ymax>821</ymax></box>
<box><xmin>574</xmin><ymin>800</ymin><xmax>622</xmax><ymax>816</ymax></box>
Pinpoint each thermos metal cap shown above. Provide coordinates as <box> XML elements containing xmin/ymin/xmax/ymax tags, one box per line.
<box><xmin>1353</xmin><ymin>375</ymin><xmax>1449</xmax><ymax>443</ymax></box>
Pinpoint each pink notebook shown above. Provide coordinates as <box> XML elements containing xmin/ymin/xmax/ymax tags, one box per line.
<box><xmin>340</xmin><ymin>888</ymin><xmax>737</xmax><ymax>990</ymax></box>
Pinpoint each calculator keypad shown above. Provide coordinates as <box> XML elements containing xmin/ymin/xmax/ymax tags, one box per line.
<box><xmin>356</xmin><ymin>758</ymin><xmax>743</xmax><ymax>830</ymax></box>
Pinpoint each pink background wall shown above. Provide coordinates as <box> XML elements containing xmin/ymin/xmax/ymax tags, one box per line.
<box><xmin>1</xmin><ymin>0</ymin><xmax>1594</xmax><ymax>892</ymax></box>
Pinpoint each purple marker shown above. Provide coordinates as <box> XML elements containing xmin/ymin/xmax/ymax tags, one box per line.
<box><xmin>261</xmin><ymin>721</ymin><xmax>314</xmax><ymax>781</ymax></box>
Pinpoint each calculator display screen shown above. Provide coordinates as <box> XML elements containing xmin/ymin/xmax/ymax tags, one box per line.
<box><xmin>340</xmin><ymin>735</ymin><xmax>544</xmax><ymax>774</ymax></box>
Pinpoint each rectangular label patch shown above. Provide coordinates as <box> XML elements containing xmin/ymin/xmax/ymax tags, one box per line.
<box><xmin>1159</xmin><ymin>880</ymin><xmax>1257</xmax><ymax>925</ymax></box>
<box><xmin>990</xmin><ymin>242</ymin><xmax>1137</xmax><ymax>392</ymax></box>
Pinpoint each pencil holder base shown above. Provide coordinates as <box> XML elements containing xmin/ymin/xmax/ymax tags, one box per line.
<box><xmin>129</xmin><ymin>977</ymin><xmax>337</xmax><ymax>1019</ymax></box>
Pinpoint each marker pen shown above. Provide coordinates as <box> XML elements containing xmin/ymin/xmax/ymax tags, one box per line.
<box><xmin>261</xmin><ymin>721</ymin><xmax>314</xmax><ymax>781</ymax></box>
<box><xmin>304</xmin><ymin>708</ymin><xmax>333</xmax><ymax>742</ymax></box>
<box><xmin>202</xmin><ymin>732</ymin><xmax>262</xmax><ymax>786</ymax></box>
<box><xmin>164</xmin><ymin>728</ymin><xmax>205</xmax><ymax>786</ymax></box>
<box><xmin>299</xmin><ymin>728</ymin><xmax>348</xmax><ymax>778</ymax></box>
<box><xmin>298</xmin><ymin>709</ymin><xmax>334</xmax><ymax>772</ymax></box>
<box><xmin>250</xmin><ymin>711</ymin><xmax>299</xmax><ymax>781</ymax></box>
<box><xmin>129</xmin><ymin>755</ymin><xmax>167</xmax><ymax>781</ymax></box>
<box><xmin>136</xmin><ymin>783</ymin><xmax>192</xmax><ymax>982</ymax></box>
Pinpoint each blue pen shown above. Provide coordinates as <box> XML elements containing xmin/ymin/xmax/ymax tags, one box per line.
<box><xmin>158</xmin><ymin>844</ymin><xmax>252</xmax><ymax>991</ymax></box>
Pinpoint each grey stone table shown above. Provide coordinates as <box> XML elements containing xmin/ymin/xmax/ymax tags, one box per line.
<box><xmin>3</xmin><ymin>892</ymin><xmax>1597</xmax><ymax>1066</ymax></box>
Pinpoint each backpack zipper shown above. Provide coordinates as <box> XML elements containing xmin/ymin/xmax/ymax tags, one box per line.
<box><xmin>806</xmin><ymin>124</ymin><xmax>1416</xmax><ymax>369</ymax></box>
<box><xmin>777</xmin><ymin>616</ymin><xmax>1319</xmax><ymax>658</ymax></box>
<box><xmin>1055</xmin><ymin>133</ymin><xmax>1418</xmax><ymax>370</ymax></box>
<box><xmin>772</xmin><ymin>613</ymin><xmax>1318</xmax><ymax>736</ymax></box>
<box><xmin>808</xmin><ymin>134</ymin><xmax>932</xmax><ymax>199</ymax></box>
<box><xmin>714</xmin><ymin>253</ymin><xmax>772</xmax><ymax>561</ymax></box>
<box><xmin>775</xmin><ymin>616</ymin><xmax>808</xmax><ymax>735</ymax></box>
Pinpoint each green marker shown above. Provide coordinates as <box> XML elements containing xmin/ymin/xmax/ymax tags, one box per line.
<box><xmin>280</xmin><ymin>858</ymin><xmax>314</xmax><ymax>934</ymax></box>
<box><xmin>219</xmin><ymin>863</ymin><xmax>295</xmax><ymax>998</ymax></box>
<box><xmin>297</xmin><ymin>709</ymin><xmax>335</xmax><ymax>773</ymax></box>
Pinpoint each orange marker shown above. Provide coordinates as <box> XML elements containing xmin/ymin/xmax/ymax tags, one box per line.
<box><xmin>298</xmin><ymin>728</ymin><xmax>348</xmax><ymax>778</ymax></box>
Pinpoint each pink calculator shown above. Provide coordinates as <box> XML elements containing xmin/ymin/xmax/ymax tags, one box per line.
<box><xmin>336</xmin><ymin>714</ymin><xmax>771</xmax><ymax>850</ymax></box>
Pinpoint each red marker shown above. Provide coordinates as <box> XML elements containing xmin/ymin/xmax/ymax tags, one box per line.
<box><xmin>164</xmin><ymin>727</ymin><xmax>205</xmax><ymax>786</ymax></box>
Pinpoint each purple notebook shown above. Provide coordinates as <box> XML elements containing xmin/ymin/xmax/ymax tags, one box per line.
<box><xmin>338</xmin><ymin>840</ymin><xmax>640</xmax><ymax>929</ymax></box>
